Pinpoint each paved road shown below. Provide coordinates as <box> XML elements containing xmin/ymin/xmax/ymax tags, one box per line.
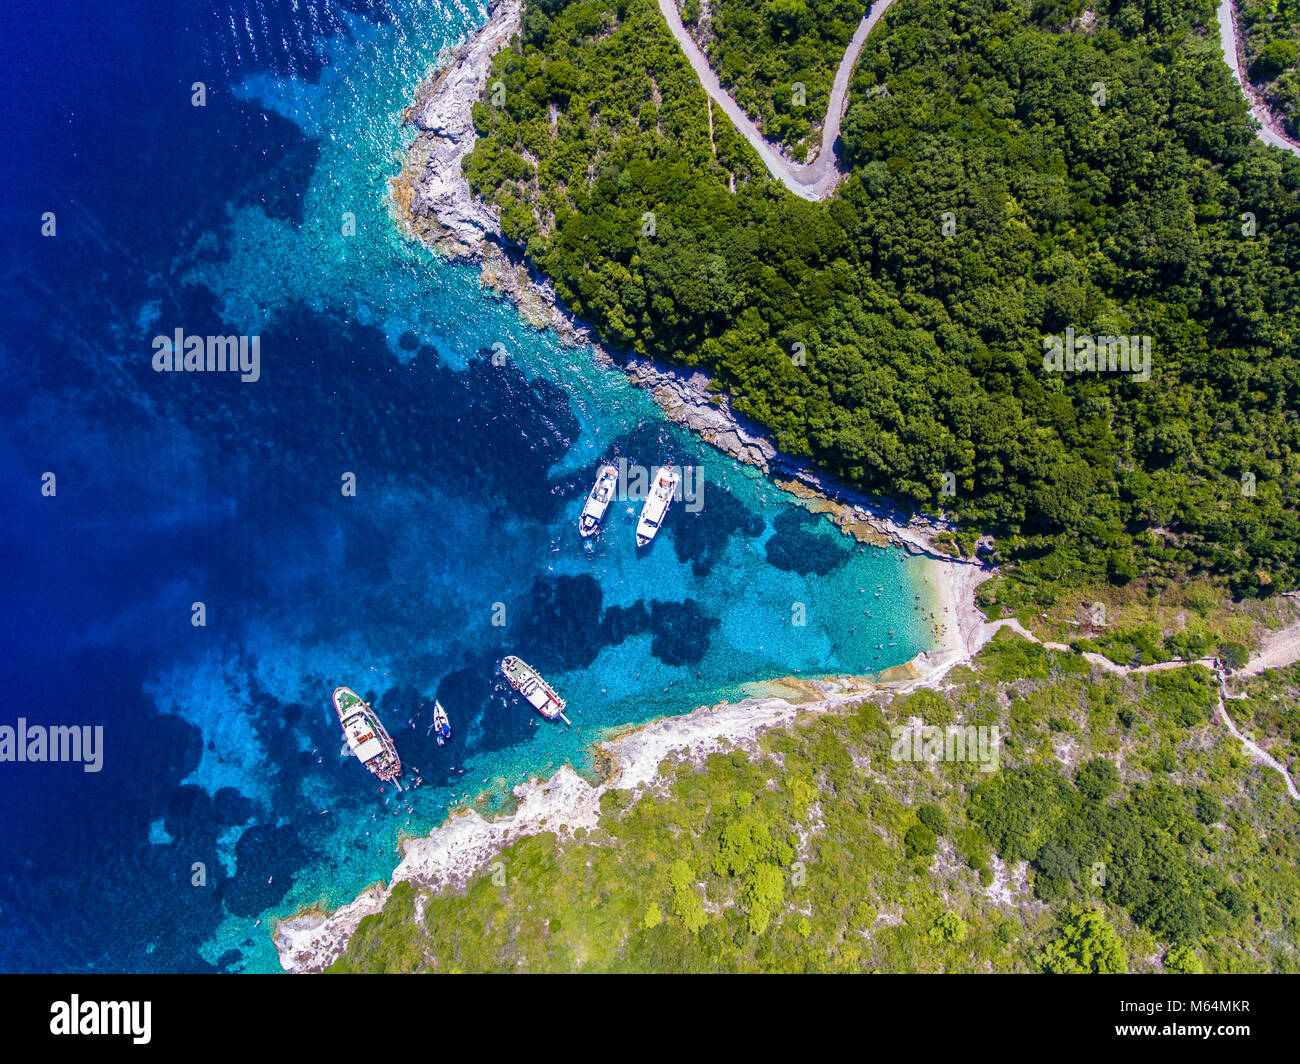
<box><xmin>660</xmin><ymin>0</ymin><xmax>1299</xmax><ymax>203</ymax></box>
<box><xmin>657</xmin><ymin>0</ymin><xmax>899</xmax><ymax>200</ymax></box>
<box><xmin>1216</xmin><ymin>0</ymin><xmax>1300</xmax><ymax>156</ymax></box>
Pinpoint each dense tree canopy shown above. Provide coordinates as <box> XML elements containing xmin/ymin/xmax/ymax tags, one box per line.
<box><xmin>465</xmin><ymin>0</ymin><xmax>1300</xmax><ymax>595</ymax></box>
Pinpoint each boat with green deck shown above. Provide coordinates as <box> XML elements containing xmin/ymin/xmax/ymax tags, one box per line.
<box><xmin>332</xmin><ymin>686</ymin><xmax>402</xmax><ymax>783</ymax></box>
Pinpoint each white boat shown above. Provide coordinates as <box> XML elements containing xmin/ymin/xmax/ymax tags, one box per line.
<box><xmin>500</xmin><ymin>655</ymin><xmax>570</xmax><ymax>724</ymax></box>
<box><xmin>332</xmin><ymin>686</ymin><xmax>401</xmax><ymax>783</ymax></box>
<box><xmin>431</xmin><ymin>700</ymin><xmax>451</xmax><ymax>746</ymax></box>
<box><xmin>579</xmin><ymin>463</ymin><xmax>618</xmax><ymax>537</ymax></box>
<box><xmin>635</xmin><ymin>465</ymin><xmax>680</xmax><ymax>548</ymax></box>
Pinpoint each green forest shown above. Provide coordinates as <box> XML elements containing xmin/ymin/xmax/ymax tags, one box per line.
<box><xmin>330</xmin><ymin>635</ymin><xmax>1300</xmax><ymax>972</ymax></box>
<box><xmin>1240</xmin><ymin>0</ymin><xmax>1300</xmax><ymax>134</ymax></box>
<box><xmin>462</xmin><ymin>0</ymin><xmax>1300</xmax><ymax>601</ymax></box>
<box><xmin>685</xmin><ymin>0</ymin><xmax>868</xmax><ymax>152</ymax></box>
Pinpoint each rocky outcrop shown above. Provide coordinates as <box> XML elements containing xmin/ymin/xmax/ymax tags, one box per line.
<box><xmin>594</xmin><ymin>349</ymin><xmax>974</xmax><ymax>559</ymax></box>
<box><xmin>274</xmin><ymin>683</ymin><xmax>876</xmax><ymax>973</ymax></box>
<box><xmin>274</xmin><ymin>766</ymin><xmax>602</xmax><ymax>973</ymax></box>
<box><xmin>615</xmin><ymin>356</ymin><xmax>778</xmax><ymax>470</ymax></box>
<box><xmin>389</xmin><ymin>0</ymin><xmax>523</xmax><ymax>257</ymax></box>
<box><xmin>272</xmin><ymin>884</ymin><xmax>389</xmax><ymax>975</ymax></box>
<box><xmin>389</xmin><ymin>0</ymin><xmax>975</xmax><ymax>564</ymax></box>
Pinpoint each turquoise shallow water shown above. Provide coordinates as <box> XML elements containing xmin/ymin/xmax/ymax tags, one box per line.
<box><xmin>0</xmin><ymin>0</ymin><xmax>938</xmax><ymax>973</ymax></box>
<box><xmin>174</xmin><ymin>0</ymin><xmax>937</xmax><ymax>972</ymax></box>
<box><xmin>173</xmin><ymin>0</ymin><xmax>937</xmax><ymax>971</ymax></box>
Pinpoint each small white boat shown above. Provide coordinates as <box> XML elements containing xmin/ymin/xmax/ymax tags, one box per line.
<box><xmin>579</xmin><ymin>463</ymin><xmax>618</xmax><ymax>537</ymax></box>
<box><xmin>635</xmin><ymin>465</ymin><xmax>680</xmax><ymax>548</ymax></box>
<box><xmin>431</xmin><ymin>700</ymin><xmax>451</xmax><ymax>746</ymax></box>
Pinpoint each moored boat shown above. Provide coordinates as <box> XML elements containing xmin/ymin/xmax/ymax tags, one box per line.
<box><xmin>579</xmin><ymin>463</ymin><xmax>619</xmax><ymax>537</ymax></box>
<box><xmin>431</xmin><ymin>700</ymin><xmax>451</xmax><ymax>746</ymax></box>
<box><xmin>332</xmin><ymin>686</ymin><xmax>401</xmax><ymax>782</ymax></box>
<box><xmin>635</xmin><ymin>464</ymin><xmax>680</xmax><ymax>548</ymax></box>
<box><xmin>500</xmin><ymin>655</ymin><xmax>570</xmax><ymax>724</ymax></box>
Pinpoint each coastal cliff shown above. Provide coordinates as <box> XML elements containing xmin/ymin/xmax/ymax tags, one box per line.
<box><xmin>390</xmin><ymin>0</ymin><xmax>524</xmax><ymax>257</ymax></box>
<box><xmin>274</xmin><ymin>673</ymin><xmax>966</xmax><ymax>972</ymax></box>
<box><xmin>387</xmin><ymin>0</ymin><xmax>975</xmax><ymax>565</ymax></box>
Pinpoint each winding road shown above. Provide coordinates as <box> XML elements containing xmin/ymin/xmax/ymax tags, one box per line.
<box><xmin>657</xmin><ymin>0</ymin><xmax>899</xmax><ymax>201</ymax></box>
<box><xmin>1216</xmin><ymin>0</ymin><xmax>1300</xmax><ymax>157</ymax></box>
<box><xmin>658</xmin><ymin>0</ymin><xmax>1299</xmax><ymax>202</ymax></box>
<box><xmin>650</xmin><ymin>1</ymin><xmax>1300</xmax><ymax>791</ymax></box>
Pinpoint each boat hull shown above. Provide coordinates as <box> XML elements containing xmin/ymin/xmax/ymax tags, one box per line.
<box><xmin>635</xmin><ymin>465</ymin><xmax>680</xmax><ymax>547</ymax></box>
<box><xmin>432</xmin><ymin>700</ymin><xmax>451</xmax><ymax>747</ymax></box>
<box><xmin>579</xmin><ymin>464</ymin><xmax>618</xmax><ymax>538</ymax></box>
<box><xmin>332</xmin><ymin>686</ymin><xmax>402</xmax><ymax>782</ymax></box>
<box><xmin>500</xmin><ymin>656</ymin><xmax>569</xmax><ymax>723</ymax></box>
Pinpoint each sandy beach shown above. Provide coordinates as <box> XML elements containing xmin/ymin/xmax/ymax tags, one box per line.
<box><xmin>273</xmin><ymin>0</ymin><xmax>1021</xmax><ymax>977</ymax></box>
<box><xmin>272</xmin><ymin>559</ymin><xmax>1007</xmax><ymax>973</ymax></box>
<box><xmin>272</xmin><ymin>536</ymin><xmax>1001</xmax><ymax>974</ymax></box>
<box><xmin>925</xmin><ymin>554</ymin><xmax>998</xmax><ymax>663</ymax></box>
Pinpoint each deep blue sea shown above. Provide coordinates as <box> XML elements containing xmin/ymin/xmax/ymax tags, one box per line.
<box><xmin>0</xmin><ymin>0</ymin><xmax>935</xmax><ymax>972</ymax></box>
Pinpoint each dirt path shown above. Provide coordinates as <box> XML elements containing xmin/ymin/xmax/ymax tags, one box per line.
<box><xmin>1237</xmin><ymin>618</ymin><xmax>1300</xmax><ymax>677</ymax></box>
<box><xmin>1214</xmin><ymin>682</ymin><xmax>1300</xmax><ymax>800</ymax></box>
<box><xmin>657</xmin><ymin>0</ymin><xmax>898</xmax><ymax>200</ymax></box>
<box><xmin>955</xmin><ymin>614</ymin><xmax>1300</xmax><ymax>798</ymax></box>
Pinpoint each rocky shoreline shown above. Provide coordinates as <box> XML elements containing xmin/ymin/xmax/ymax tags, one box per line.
<box><xmin>274</xmin><ymin>0</ymin><xmax>1002</xmax><ymax>976</ymax></box>
<box><xmin>386</xmin><ymin>0</ymin><xmax>980</xmax><ymax>566</ymax></box>
<box><xmin>273</xmin><ymin>671</ymin><xmax>972</xmax><ymax>973</ymax></box>
<box><xmin>388</xmin><ymin>0</ymin><xmax>524</xmax><ymax>258</ymax></box>
<box><xmin>275</xmin><ymin>557</ymin><xmax>1005</xmax><ymax>974</ymax></box>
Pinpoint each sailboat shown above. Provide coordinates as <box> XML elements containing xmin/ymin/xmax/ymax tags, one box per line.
<box><xmin>430</xmin><ymin>700</ymin><xmax>451</xmax><ymax>746</ymax></box>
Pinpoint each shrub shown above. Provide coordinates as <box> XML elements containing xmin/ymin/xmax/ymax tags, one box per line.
<box><xmin>1164</xmin><ymin>943</ymin><xmax>1204</xmax><ymax>974</ymax></box>
<box><xmin>904</xmin><ymin>822</ymin><xmax>938</xmax><ymax>860</ymax></box>
<box><xmin>1194</xmin><ymin>788</ymin><xmax>1223</xmax><ymax>824</ymax></box>
<box><xmin>916</xmin><ymin>803</ymin><xmax>948</xmax><ymax>836</ymax></box>
<box><xmin>1251</xmin><ymin>39</ymin><xmax>1299</xmax><ymax>83</ymax></box>
<box><xmin>929</xmin><ymin>911</ymin><xmax>969</xmax><ymax>943</ymax></box>
<box><xmin>1075</xmin><ymin>759</ymin><xmax>1120</xmax><ymax>801</ymax></box>
<box><xmin>1038</xmin><ymin>909</ymin><xmax>1128</xmax><ymax>974</ymax></box>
